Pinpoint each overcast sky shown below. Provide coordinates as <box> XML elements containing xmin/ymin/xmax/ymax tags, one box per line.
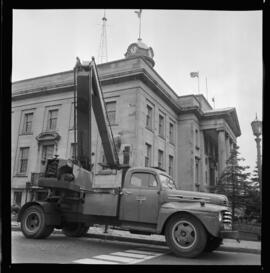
<box><xmin>12</xmin><ymin>9</ymin><xmax>262</xmax><ymax>172</ymax></box>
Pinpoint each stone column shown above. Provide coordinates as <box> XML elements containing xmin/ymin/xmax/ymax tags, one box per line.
<box><xmin>225</xmin><ymin>133</ymin><xmax>231</xmax><ymax>160</ymax></box>
<box><xmin>217</xmin><ymin>129</ymin><xmax>226</xmax><ymax>176</ymax></box>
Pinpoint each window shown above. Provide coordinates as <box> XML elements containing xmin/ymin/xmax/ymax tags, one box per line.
<box><xmin>14</xmin><ymin>191</ymin><xmax>22</xmax><ymax>206</ymax></box>
<box><xmin>145</xmin><ymin>143</ymin><xmax>152</xmax><ymax>167</ymax></box>
<box><xmin>158</xmin><ymin>150</ymin><xmax>164</xmax><ymax>169</ymax></box>
<box><xmin>18</xmin><ymin>147</ymin><xmax>29</xmax><ymax>174</ymax></box>
<box><xmin>22</xmin><ymin>113</ymin><xmax>33</xmax><ymax>134</ymax></box>
<box><xmin>130</xmin><ymin>173</ymin><xmax>157</xmax><ymax>188</ymax></box>
<box><xmin>159</xmin><ymin>174</ymin><xmax>176</xmax><ymax>190</ymax></box>
<box><xmin>47</xmin><ymin>109</ymin><xmax>58</xmax><ymax>131</ymax></box>
<box><xmin>123</xmin><ymin>146</ymin><xmax>130</xmax><ymax>165</ymax></box>
<box><xmin>195</xmin><ymin>129</ymin><xmax>200</xmax><ymax>149</ymax></box>
<box><xmin>169</xmin><ymin>122</ymin><xmax>174</xmax><ymax>144</ymax></box>
<box><xmin>71</xmin><ymin>143</ymin><xmax>77</xmax><ymax>159</ymax></box>
<box><xmin>106</xmin><ymin>101</ymin><xmax>116</xmax><ymax>124</ymax></box>
<box><xmin>158</xmin><ymin>115</ymin><xmax>165</xmax><ymax>137</ymax></box>
<box><xmin>149</xmin><ymin>174</ymin><xmax>158</xmax><ymax>188</ymax></box>
<box><xmin>42</xmin><ymin>145</ymin><xmax>54</xmax><ymax>162</ymax></box>
<box><xmin>130</xmin><ymin>173</ymin><xmax>147</xmax><ymax>188</ymax></box>
<box><xmin>169</xmin><ymin>155</ymin><xmax>174</xmax><ymax>177</ymax></box>
<box><xmin>195</xmin><ymin>159</ymin><xmax>200</xmax><ymax>185</ymax></box>
<box><xmin>146</xmin><ymin>105</ymin><xmax>153</xmax><ymax>129</ymax></box>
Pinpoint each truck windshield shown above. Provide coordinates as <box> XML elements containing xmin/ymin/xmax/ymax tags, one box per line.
<box><xmin>159</xmin><ymin>174</ymin><xmax>176</xmax><ymax>190</ymax></box>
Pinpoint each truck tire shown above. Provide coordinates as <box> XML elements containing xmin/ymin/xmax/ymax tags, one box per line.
<box><xmin>21</xmin><ymin>205</ymin><xmax>54</xmax><ymax>239</ymax></box>
<box><xmin>204</xmin><ymin>237</ymin><xmax>223</xmax><ymax>252</ymax></box>
<box><xmin>62</xmin><ymin>223</ymin><xmax>89</xmax><ymax>237</ymax></box>
<box><xmin>165</xmin><ymin>214</ymin><xmax>207</xmax><ymax>258</ymax></box>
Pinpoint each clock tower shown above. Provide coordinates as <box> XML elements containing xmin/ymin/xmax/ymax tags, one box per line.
<box><xmin>125</xmin><ymin>38</ymin><xmax>155</xmax><ymax>67</ymax></box>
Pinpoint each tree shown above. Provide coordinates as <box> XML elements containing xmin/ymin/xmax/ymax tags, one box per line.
<box><xmin>244</xmin><ymin>165</ymin><xmax>261</xmax><ymax>222</ymax></box>
<box><xmin>214</xmin><ymin>145</ymin><xmax>250</xmax><ymax>222</ymax></box>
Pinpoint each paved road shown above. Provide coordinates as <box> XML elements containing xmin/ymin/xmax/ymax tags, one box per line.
<box><xmin>11</xmin><ymin>231</ymin><xmax>261</xmax><ymax>265</ymax></box>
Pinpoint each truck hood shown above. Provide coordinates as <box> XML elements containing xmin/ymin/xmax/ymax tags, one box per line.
<box><xmin>167</xmin><ymin>189</ymin><xmax>229</xmax><ymax>206</ymax></box>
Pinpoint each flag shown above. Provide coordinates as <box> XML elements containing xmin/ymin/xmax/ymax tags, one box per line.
<box><xmin>190</xmin><ymin>72</ymin><xmax>199</xmax><ymax>78</ymax></box>
<box><xmin>135</xmin><ymin>9</ymin><xmax>142</xmax><ymax>18</ymax></box>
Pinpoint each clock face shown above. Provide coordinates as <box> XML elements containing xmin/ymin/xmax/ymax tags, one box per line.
<box><xmin>130</xmin><ymin>45</ymin><xmax>137</xmax><ymax>54</ymax></box>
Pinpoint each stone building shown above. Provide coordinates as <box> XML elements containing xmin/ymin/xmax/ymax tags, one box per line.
<box><xmin>11</xmin><ymin>39</ymin><xmax>241</xmax><ymax>206</ymax></box>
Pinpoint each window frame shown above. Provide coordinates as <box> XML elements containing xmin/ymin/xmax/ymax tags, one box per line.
<box><xmin>18</xmin><ymin>147</ymin><xmax>30</xmax><ymax>174</ymax></box>
<box><xmin>168</xmin><ymin>155</ymin><xmax>174</xmax><ymax>177</ymax></box>
<box><xmin>13</xmin><ymin>191</ymin><xmax>23</xmax><ymax>206</ymax></box>
<box><xmin>158</xmin><ymin>149</ymin><xmax>164</xmax><ymax>169</ymax></box>
<box><xmin>41</xmin><ymin>144</ymin><xmax>55</xmax><ymax>164</ymax></box>
<box><xmin>22</xmin><ymin>112</ymin><xmax>34</xmax><ymax>134</ymax></box>
<box><xmin>145</xmin><ymin>143</ymin><xmax>152</xmax><ymax>167</ymax></box>
<box><xmin>129</xmin><ymin>172</ymin><xmax>159</xmax><ymax>190</ymax></box>
<box><xmin>106</xmin><ymin>101</ymin><xmax>117</xmax><ymax>125</ymax></box>
<box><xmin>169</xmin><ymin>122</ymin><xmax>175</xmax><ymax>144</ymax></box>
<box><xmin>70</xmin><ymin>142</ymin><xmax>78</xmax><ymax>159</ymax></box>
<box><xmin>158</xmin><ymin>114</ymin><xmax>165</xmax><ymax>138</ymax></box>
<box><xmin>47</xmin><ymin>109</ymin><xmax>59</xmax><ymax>131</ymax></box>
<box><xmin>146</xmin><ymin>104</ymin><xmax>153</xmax><ymax>130</ymax></box>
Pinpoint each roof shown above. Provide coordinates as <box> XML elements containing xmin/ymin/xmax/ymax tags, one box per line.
<box><xmin>203</xmin><ymin>107</ymin><xmax>241</xmax><ymax>137</ymax></box>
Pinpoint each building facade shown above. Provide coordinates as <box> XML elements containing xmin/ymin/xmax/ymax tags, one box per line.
<box><xmin>11</xmin><ymin>40</ymin><xmax>241</xmax><ymax>206</ymax></box>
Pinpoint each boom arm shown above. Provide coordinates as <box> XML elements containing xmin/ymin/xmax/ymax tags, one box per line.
<box><xmin>75</xmin><ymin>58</ymin><xmax>120</xmax><ymax>170</ymax></box>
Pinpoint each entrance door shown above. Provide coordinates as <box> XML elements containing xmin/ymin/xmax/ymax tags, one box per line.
<box><xmin>119</xmin><ymin>172</ymin><xmax>160</xmax><ymax>223</ymax></box>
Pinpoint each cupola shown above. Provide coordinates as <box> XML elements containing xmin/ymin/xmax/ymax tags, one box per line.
<box><xmin>125</xmin><ymin>38</ymin><xmax>155</xmax><ymax>67</ymax></box>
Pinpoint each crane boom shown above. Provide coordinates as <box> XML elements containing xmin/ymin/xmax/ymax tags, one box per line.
<box><xmin>75</xmin><ymin>58</ymin><xmax>120</xmax><ymax>170</ymax></box>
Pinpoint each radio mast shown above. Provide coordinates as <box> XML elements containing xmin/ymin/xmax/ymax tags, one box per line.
<box><xmin>98</xmin><ymin>10</ymin><xmax>108</xmax><ymax>64</ymax></box>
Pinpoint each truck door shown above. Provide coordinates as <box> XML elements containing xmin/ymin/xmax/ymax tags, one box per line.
<box><xmin>119</xmin><ymin>172</ymin><xmax>160</xmax><ymax>223</ymax></box>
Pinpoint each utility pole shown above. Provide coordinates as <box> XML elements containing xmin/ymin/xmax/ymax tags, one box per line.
<box><xmin>98</xmin><ymin>10</ymin><xmax>108</xmax><ymax>64</ymax></box>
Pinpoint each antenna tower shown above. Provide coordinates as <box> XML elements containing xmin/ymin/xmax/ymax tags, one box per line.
<box><xmin>98</xmin><ymin>10</ymin><xmax>108</xmax><ymax>64</ymax></box>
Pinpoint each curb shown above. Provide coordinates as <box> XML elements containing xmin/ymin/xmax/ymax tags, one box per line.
<box><xmin>12</xmin><ymin>226</ymin><xmax>260</xmax><ymax>255</ymax></box>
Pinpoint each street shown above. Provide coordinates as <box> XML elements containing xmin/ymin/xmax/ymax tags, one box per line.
<box><xmin>12</xmin><ymin>231</ymin><xmax>260</xmax><ymax>265</ymax></box>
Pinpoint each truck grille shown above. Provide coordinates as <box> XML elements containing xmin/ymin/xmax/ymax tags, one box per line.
<box><xmin>222</xmin><ymin>210</ymin><xmax>232</xmax><ymax>225</ymax></box>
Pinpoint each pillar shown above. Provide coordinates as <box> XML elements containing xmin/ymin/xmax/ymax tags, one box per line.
<box><xmin>225</xmin><ymin>133</ymin><xmax>231</xmax><ymax>160</ymax></box>
<box><xmin>218</xmin><ymin>129</ymin><xmax>226</xmax><ymax>176</ymax></box>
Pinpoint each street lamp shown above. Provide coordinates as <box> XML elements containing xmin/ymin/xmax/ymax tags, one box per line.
<box><xmin>251</xmin><ymin>114</ymin><xmax>262</xmax><ymax>219</ymax></box>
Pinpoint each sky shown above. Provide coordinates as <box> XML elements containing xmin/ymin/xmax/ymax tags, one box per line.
<box><xmin>12</xmin><ymin>9</ymin><xmax>263</xmax><ymax>172</ymax></box>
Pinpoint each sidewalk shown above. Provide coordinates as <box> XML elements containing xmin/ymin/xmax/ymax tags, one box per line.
<box><xmin>11</xmin><ymin>222</ymin><xmax>261</xmax><ymax>255</ymax></box>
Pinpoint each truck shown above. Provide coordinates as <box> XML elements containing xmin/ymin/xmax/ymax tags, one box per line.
<box><xmin>17</xmin><ymin>58</ymin><xmax>238</xmax><ymax>258</ymax></box>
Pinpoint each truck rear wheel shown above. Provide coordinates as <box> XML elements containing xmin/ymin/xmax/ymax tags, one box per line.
<box><xmin>62</xmin><ymin>223</ymin><xmax>89</xmax><ymax>237</ymax></box>
<box><xmin>204</xmin><ymin>236</ymin><xmax>223</xmax><ymax>252</ymax></box>
<box><xmin>21</xmin><ymin>205</ymin><xmax>54</xmax><ymax>239</ymax></box>
<box><xmin>165</xmin><ymin>214</ymin><xmax>207</xmax><ymax>258</ymax></box>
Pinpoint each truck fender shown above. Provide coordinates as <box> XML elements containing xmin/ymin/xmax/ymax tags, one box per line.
<box><xmin>157</xmin><ymin>203</ymin><xmax>221</xmax><ymax>237</ymax></box>
<box><xmin>17</xmin><ymin>201</ymin><xmax>61</xmax><ymax>226</ymax></box>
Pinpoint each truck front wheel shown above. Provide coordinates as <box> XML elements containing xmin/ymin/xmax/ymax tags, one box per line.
<box><xmin>21</xmin><ymin>205</ymin><xmax>54</xmax><ymax>239</ymax></box>
<box><xmin>165</xmin><ymin>214</ymin><xmax>207</xmax><ymax>258</ymax></box>
<box><xmin>62</xmin><ymin>223</ymin><xmax>89</xmax><ymax>237</ymax></box>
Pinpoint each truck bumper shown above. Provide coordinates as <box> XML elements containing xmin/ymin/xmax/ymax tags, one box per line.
<box><xmin>220</xmin><ymin>230</ymin><xmax>239</xmax><ymax>240</ymax></box>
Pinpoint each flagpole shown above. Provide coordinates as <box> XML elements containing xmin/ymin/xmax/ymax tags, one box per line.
<box><xmin>197</xmin><ymin>72</ymin><xmax>200</xmax><ymax>94</ymax></box>
<box><xmin>139</xmin><ymin>12</ymin><xmax>141</xmax><ymax>39</ymax></box>
<box><xmin>205</xmin><ymin>77</ymin><xmax>208</xmax><ymax>100</ymax></box>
